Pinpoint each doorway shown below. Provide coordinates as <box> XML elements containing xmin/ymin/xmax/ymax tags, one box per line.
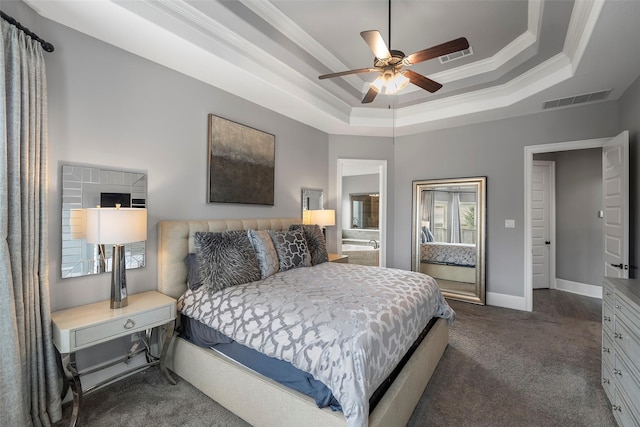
<box><xmin>524</xmin><ymin>132</ymin><xmax>629</xmax><ymax>312</ymax></box>
<box><xmin>336</xmin><ymin>159</ymin><xmax>387</xmax><ymax>267</ymax></box>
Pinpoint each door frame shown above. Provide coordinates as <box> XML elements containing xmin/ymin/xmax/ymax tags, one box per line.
<box><xmin>531</xmin><ymin>160</ymin><xmax>556</xmax><ymax>290</ymax></box>
<box><xmin>336</xmin><ymin>159</ymin><xmax>388</xmax><ymax>267</ymax></box>
<box><xmin>524</xmin><ymin>137</ymin><xmax>609</xmax><ymax>312</ymax></box>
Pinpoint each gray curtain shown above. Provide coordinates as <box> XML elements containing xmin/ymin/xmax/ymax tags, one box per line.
<box><xmin>1</xmin><ymin>20</ymin><xmax>62</xmax><ymax>426</ymax></box>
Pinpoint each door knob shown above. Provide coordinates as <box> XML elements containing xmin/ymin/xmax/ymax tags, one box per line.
<box><xmin>545</xmin><ymin>241</ymin><xmax>551</xmax><ymax>245</ymax></box>
<box><xmin>610</xmin><ymin>263</ymin><xmax>628</xmax><ymax>269</ymax></box>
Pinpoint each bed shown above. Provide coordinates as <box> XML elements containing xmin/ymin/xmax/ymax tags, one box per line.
<box><xmin>419</xmin><ymin>242</ymin><xmax>476</xmax><ymax>283</ymax></box>
<box><xmin>158</xmin><ymin>218</ymin><xmax>452</xmax><ymax>427</ymax></box>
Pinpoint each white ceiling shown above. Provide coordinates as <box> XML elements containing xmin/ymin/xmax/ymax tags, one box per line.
<box><xmin>26</xmin><ymin>0</ymin><xmax>640</xmax><ymax>136</ymax></box>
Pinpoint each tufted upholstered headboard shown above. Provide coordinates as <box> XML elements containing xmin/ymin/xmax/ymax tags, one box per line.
<box><xmin>157</xmin><ymin>218</ymin><xmax>300</xmax><ymax>299</ymax></box>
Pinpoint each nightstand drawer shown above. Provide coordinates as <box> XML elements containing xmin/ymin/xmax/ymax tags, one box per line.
<box><xmin>75</xmin><ymin>305</ymin><xmax>173</xmax><ymax>348</ymax></box>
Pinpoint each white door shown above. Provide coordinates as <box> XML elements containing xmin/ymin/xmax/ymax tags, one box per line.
<box><xmin>603</xmin><ymin>131</ymin><xmax>629</xmax><ymax>278</ymax></box>
<box><xmin>532</xmin><ymin>161</ymin><xmax>553</xmax><ymax>289</ymax></box>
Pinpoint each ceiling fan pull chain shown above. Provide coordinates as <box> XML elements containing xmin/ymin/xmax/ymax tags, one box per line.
<box><xmin>388</xmin><ymin>0</ymin><xmax>392</xmax><ymax>48</ymax></box>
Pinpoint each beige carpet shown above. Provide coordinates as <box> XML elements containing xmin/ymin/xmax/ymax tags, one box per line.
<box><xmin>54</xmin><ymin>298</ymin><xmax>616</xmax><ymax>426</ymax></box>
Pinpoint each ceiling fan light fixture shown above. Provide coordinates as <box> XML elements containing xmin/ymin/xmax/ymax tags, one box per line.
<box><xmin>385</xmin><ymin>72</ymin><xmax>410</xmax><ymax>95</ymax></box>
<box><xmin>370</xmin><ymin>75</ymin><xmax>385</xmax><ymax>93</ymax></box>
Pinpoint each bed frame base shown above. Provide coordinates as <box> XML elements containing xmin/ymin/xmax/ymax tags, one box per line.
<box><xmin>166</xmin><ymin>318</ymin><xmax>448</xmax><ymax>427</ymax></box>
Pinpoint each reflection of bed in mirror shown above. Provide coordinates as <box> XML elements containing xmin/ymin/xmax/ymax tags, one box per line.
<box><xmin>419</xmin><ymin>242</ymin><xmax>476</xmax><ymax>283</ymax></box>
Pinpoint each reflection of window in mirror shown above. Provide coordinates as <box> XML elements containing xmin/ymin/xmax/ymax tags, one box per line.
<box><xmin>350</xmin><ymin>193</ymin><xmax>379</xmax><ymax>229</ymax></box>
<box><xmin>459</xmin><ymin>203</ymin><xmax>477</xmax><ymax>244</ymax></box>
<box><xmin>433</xmin><ymin>202</ymin><xmax>447</xmax><ymax>241</ymax></box>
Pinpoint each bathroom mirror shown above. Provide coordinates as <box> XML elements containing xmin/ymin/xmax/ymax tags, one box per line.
<box><xmin>350</xmin><ymin>193</ymin><xmax>379</xmax><ymax>229</ymax></box>
<box><xmin>301</xmin><ymin>187</ymin><xmax>323</xmax><ymax>216</ymax></box>
<box><xmin>412</xmin><ymin>177</ymin><xmax>486</xmax><ymax>304</ymax></box>
<box><xmin>61</xmin><ymin>164</ymin><xmax>147</xmax><ymax>278</ymax></box>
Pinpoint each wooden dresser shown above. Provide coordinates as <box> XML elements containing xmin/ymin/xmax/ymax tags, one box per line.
<box><xmin>602</xmin><ymin>277</ymin><xmax>640</xmax><ymax>426</ymax></box>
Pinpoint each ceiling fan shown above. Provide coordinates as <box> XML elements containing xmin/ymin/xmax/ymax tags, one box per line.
<box><xmin>318</xmin><ymin>1</ymin><xmax>469</xmax><ymax>104</ymax></box>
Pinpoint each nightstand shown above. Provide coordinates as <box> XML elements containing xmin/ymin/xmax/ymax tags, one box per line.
<box><xmin>51</xmin><ymin>291</ymin><xmax>177</xmax><ymax>427</ymax></box>
<box><xmin>328</xmin><ymin>253</ymin><xmax>349</xmax><ymax>263</ymax></box>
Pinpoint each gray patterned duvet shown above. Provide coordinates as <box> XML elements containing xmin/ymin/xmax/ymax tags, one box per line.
<box><xmin>178</xmin><ymin>262</ymin><xmax>454</xmax><ymax>427</ymax></box>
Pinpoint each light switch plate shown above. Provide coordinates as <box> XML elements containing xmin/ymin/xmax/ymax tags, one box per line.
<box><xmin>505</xmin><ymin>219</ymin><xmax>515</xmax><ymax>228</ymax></box>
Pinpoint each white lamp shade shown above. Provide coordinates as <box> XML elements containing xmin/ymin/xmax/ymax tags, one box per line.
<box><xmin>302</xmin><ymin>210</ymin><xmax>312</xmax><ymax>225</ymax></box>
<box><xmin>84</xmin><ymin>207</ymin><xmax>147</xmax><ymax>244</ymax></box>
<box><xmin>309</xmin><ymin>209</ymin><xmax>335</xmax><ymax>227</ymax></box>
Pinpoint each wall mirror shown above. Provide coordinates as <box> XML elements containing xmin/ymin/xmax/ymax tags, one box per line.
<box><xmin>350</xmin><ymin>193</ymin><xmax>379</xmax><ymax>229</ymax></box>
<box><xmin>301</xmin><ymin>187</ymin><xmax>323</xmax><ymax>217</ymax></box>
<box><xmin>61</xmin><ymin>164</ymin><xmax>147</xmax><ymax>278</ymax></box>
<box><xmin>412</xmin><ymin>177</ymin><xmax>486</xmax><ymax>304</ymax></box>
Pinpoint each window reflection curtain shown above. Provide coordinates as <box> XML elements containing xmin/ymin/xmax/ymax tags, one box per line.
<box><xmin>420</xmin><ymin>190</ymin><xmax>435</xmax><ymax>227</ymax></box>
<box><xmin>1</xmin><ymin>20</ymin><xmax>62</xmax><ymax>426</ymax></box>
<box><xmin>450</xmin><ymin>193</ymin><xmax>461</xmax><ymax>243</ymax></box>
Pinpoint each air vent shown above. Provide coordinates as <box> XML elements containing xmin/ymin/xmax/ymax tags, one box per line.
<box><xmin>543</xmin><ymin>90</ymin><xmax>611</xmax><ymax>110</ymax></box>
<box><xmin>439</xmin><ymin>46</ymin><xmax>473</xmax><ymax>64</ymax></box>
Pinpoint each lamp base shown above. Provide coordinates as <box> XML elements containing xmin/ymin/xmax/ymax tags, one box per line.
<box><xmin>110</xmin><ymin>244</ymin><xmax>128</xmax><ymax>309</ymax></box>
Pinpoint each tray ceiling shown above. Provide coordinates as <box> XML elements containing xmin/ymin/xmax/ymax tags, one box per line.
<box><xmin>25</xmin><ymin>0</ymin><xmax>640</xmax><ymax>136</ymax></box>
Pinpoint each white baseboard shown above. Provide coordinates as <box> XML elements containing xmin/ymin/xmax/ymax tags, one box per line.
<box><xmin>486</xmin><ymin>292</ymin><xmax>527</xmax><ymax>311</ymax></box>
<box><xmin>486</xmin><ymin>281</ymin><xmax>602</xmax><ymax>313</ymax></box>
<box><xmin>554</xmin><ymin>278</ymin><xmax>603</xmax><ymax>299</ymax></box>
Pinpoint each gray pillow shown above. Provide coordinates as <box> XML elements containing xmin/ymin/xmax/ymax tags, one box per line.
<box><xmin>269</xmin><ymin>229</ymin><xmax>312</xmax><ymax>271</ymax></box>
<box><xmin>184</xmin><ymin>253</ymin><xmax>203</xmax><ymax>290</ymax></box>
<box><xmin>247</xmin><ymin>229</ymin><xmax>280</xmax><ymax>279</ymax></box>
<box><xmin>194</xmin><ymin>230</ymin><xmax>261</xmax><ymax>292</ymax></box>
<box><xmin>289</xmin><ymin>224</ymin><xmax>328</xmax><ymax>265</ymax></box>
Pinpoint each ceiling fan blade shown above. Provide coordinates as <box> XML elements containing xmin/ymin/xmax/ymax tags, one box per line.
<box><xmin>362</xmin><ymin>86</ymin><xmax>378</xmax><ymax>104</ymax></box>
<box><xmin>319</xmin><ymin>68</ymin><xmax>377</xmax><ymax>80</ymax></box>
<box><xmin>361</xmin><ymin>30</ymin><xmax>391</xmax><ymax>59</ymax></box>
<box><xmin>406</xmin><ymin>37</ymin><xmax>469</xmax><ymax>65</ymax></box>
<box><xmin>404</xmin><ymin>70</ymin><xmax>443</xmax><ymax>93</ymax></box>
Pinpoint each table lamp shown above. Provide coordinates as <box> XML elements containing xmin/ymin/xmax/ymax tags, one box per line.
<box><xmin>84</xmin><ymin>205</ymin><xmax>147</xmax><ymax>308</ymax></box>
<box><xmin>309</xmin><ymin>209</ymin><xmax>335</xmax><ymax>241</ymax></box>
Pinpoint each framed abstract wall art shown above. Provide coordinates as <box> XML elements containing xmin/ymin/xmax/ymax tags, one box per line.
<box><xmin>207</xmin><ymin>114</ymin><xmax>275</xmax><ymax>205</ymax></box>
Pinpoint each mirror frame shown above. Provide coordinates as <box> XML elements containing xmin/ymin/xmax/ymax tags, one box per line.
<box><xmin>301</xmin><ymin>187</ymin><xmax>323</xmax><ymax>217</ymax></box>
<box><xmin>349</xmin><ymin>193</ymin><xmax>380</xmax><ymax>229</ymax></box>
<box><xmin>60</xmin><ymin>163</ymin><xmax>147</xmax><ymax>279</ymax></box>
<box><xmin>411</xmin><ymin>176</ymin><xmax>486</xmax><ymax>304</ymax></box>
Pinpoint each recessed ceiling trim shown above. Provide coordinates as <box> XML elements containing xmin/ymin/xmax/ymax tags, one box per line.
<box><xmin>238</xmin><ymin>0</ymin><xmax>364</xmax><ymax>91</ymax></box>
<box><xmin>563</xmin><ymin>0</ymin><xmax>605</xmax><ymax>69</ymax></box>
<box><xmin>244</xmin><ymin>0</ymin><xmax>543</xmax><ymax>95</ymax></box>
<box><xmin>25</xmin><ymin>0</ymin><xmax>609</xmax><ymax>137</ymax></box>
<box><xmin>352</xmin><ymin>53</ymin><xmax>573</xmax><ymax>129</ymax></box>
<box><xmin>427</xmin><ymin>30</ymin><xmax>538</xmax><ymax>85</ymax></box>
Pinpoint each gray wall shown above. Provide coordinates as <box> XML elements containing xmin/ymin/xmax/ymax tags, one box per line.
<box><xmin>392</xmin><ymin>104</ymin><xmax>619</xmax><ymax>298</ymax></box>
<box><xmin>3</xmin><ymin>1</ymin><xmax>329</xmax><ymax>311</ymax></box>
<box><xmin>534</xmin><ymin>149</ymin><xmax>604</xmax><ymax>286</ymax></box>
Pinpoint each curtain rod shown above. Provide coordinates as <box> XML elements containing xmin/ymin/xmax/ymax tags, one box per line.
<box><xmin>1</xmin><ymin>10</ymin><xmax>55</xmax><ymax>52</ymax></box>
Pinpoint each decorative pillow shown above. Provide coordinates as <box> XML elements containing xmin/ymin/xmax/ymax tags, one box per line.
<box><xmin>269</xmin><ymin>229</ymin><xmax>312</xmax><ymax>271</ymax></box>
<box><xmin>289</xmin><ymin>224</ymin><xmax>329</xmax><ymax>265</ymax></box>
<box><xmin>194</xmin><ymin>230</ymin><xmax>261</xmax><ymax>292</ymax></box>
<box><xmin>184</xmin><ymin>253</ymin><xmax>203</xmax><ymax>290</ymax></box>
<box><xmin>247</xmin><ymin>229</ymin><xmax>280</xmax><ymax>279</ymax></box>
